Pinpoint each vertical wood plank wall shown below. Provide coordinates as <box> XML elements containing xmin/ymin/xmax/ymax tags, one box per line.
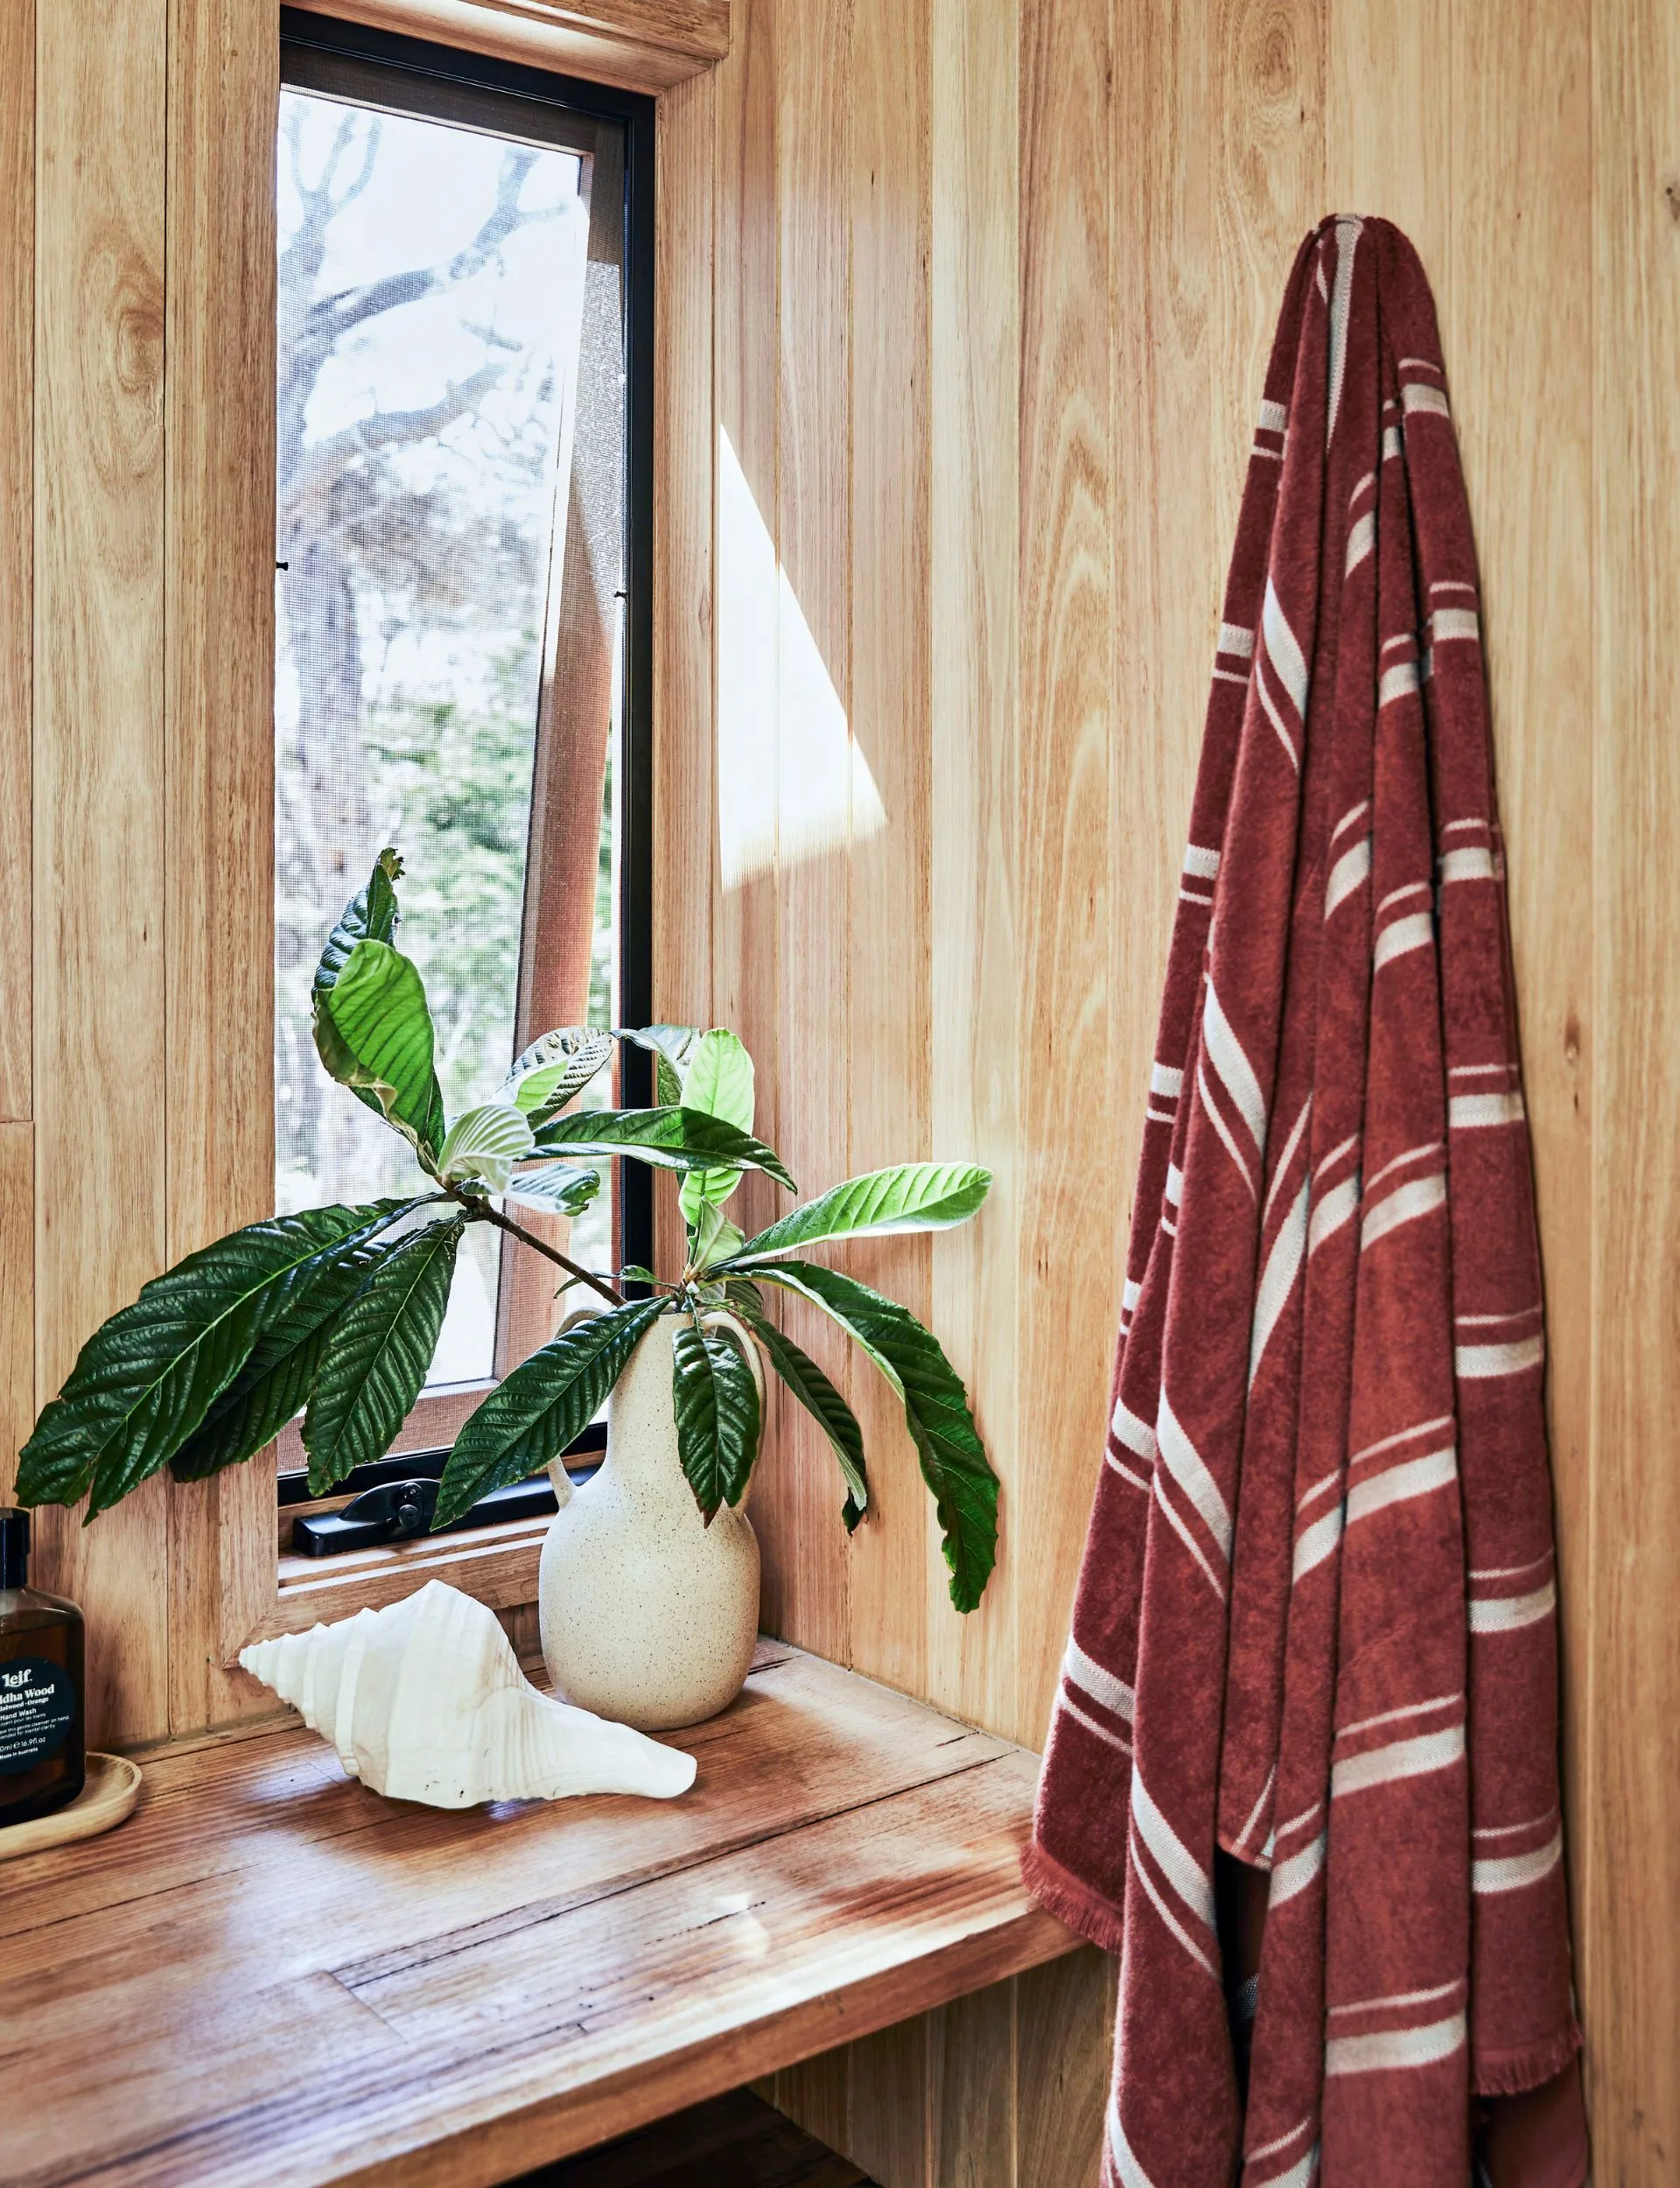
<box><xmin>653</xmin><ymin>0</ymin><xmax>1679</xmax><ymax>2177</ymax></box>
<box><xmin>3</xmin><ymin>0</ymin><xmax>276</xmax><ymax>1744</ymax></box>
<box><xmin>1</xmin><ymin>0</ymin><xmax>1675</xmax><ymax>2177</ymax></box>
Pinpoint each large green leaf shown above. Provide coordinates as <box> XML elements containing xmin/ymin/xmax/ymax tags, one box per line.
<box><xmin>15</xmin><ymin>1202</ymin><xmax>418</xmax><ymax>1517</ymax></box>
<box><xmin>616</xmin><ymin>1024</ymin><xmax>701</xmax><ymax>1107</ymax></box>
<box><xmin>170</xmin><ymin>1225</ymin><xmax>409</xmax><ymax>1483</ymax></box>
<box><xmin>312</xmin><ymin>848</ymin><xmax>402</xmax><ymax>1004</ymax></box>
<box><xmin>531</xmin><ymin>1106</ymin><xmax>797</xmax><ymax>1194</ymax></box>
<box><xmin>746</xmin><ymin>1260</ymin><xmax>997</xmax><ymax>1611</ymax></box>
<box><xmin>313</xmin><ymin>937</ymin><xmax>447</xmax><ymax>1165</ymax></box>
<box><xmin>434</xmin><ymin>1297</ymin><xmax>667</xmax><ymax>1525</ymax></box>
<box><xmin>732</xmin><ymin>1296</ymin><xmax>867</xmax><ymax>1529</ymax></box>
<box><xmin>501</xmin><ymin>1161</ymin><xmax>602</xmax><ymax>1218</ymax></box>
<box><xmin>311</xmin><ymin>852</ymin><xmax>406</xmax><ymax>1126</ymax></box>
<box><xmin>301</xmin><ymin>1216</ymin><xmax>465</xmax><ymax>1492</ymax></box>
<box><xmin>678</xmin><ymin>1029</ymin><xmax>756</xmax><ymax>1229</ymax></box>
<box><xmin>727</xmin><ymin>1162</ymin><xmax>991</xmax><ymax>1265</ymax></box>
<box><xmin>671</xmin><ymin>1317</ymin><xmax>762</xmax><ymax>1522</ymax></box>
<box><xmin>690</xmin><ymin>1202</ymin><xmax>746</xmax><ymax>1272</ymax></box>
<box><xmin>499</xmin><ymin>1027</ymin><xmax>616</xmax><ymax>1124</ymax></box>
<box><xmin>438</xmin><ymin>1102</ymin><xmax>536</xmax><ymax>1192</ymax></box>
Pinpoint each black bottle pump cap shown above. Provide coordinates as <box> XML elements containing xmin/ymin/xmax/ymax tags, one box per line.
<box><xmin>0</xmin><ymin>1506</ymin><xmax>29</xmax><ymax>1589</ymax></box>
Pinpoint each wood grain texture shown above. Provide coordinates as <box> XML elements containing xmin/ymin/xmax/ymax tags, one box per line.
<box><xmin>1592</xmin><ymin>0</ymin><xmax>1680</xmax><ymax>2172</ymax></box>
<box><xmin>31</xmin><ymin>0</ymin><xmax>171</xmax><ymax>1746</ymax></box>
<box><xmin>285</xmin><ymin>0</ymin><xmax>731</xmax><ymax>95</ymax></box>
<box><xmin>844</xmin><ymin>0</ymin><xmax>932</xmax><ymax>1705</ymax></box>
<box><xmin>926</xmin><ymin>0</ymin><xmax>1020</xmax><ymax>1740</ymax></box>
<box><xmin>928</xmin><ymin>1979</ymin><xmax>1013</xmax><ymax>2188</ymax></box>
<box><xmin>1209</xmin><ymin>0</ymin><xmax>1325</xmax><ymax>550</ymax></box>
<box><xmin>1012</xmin><ymin>0</ymin><xmax>1116</xmax><ymax>1757</ymax></box>
<box><xmin>4</xmin><ymin>0</ymin><xmax>1671</xmax><ymax>2165</ymax></box>
<box><xmin>652</xmin><ymin>67</ymin><xmax>718</xmax><ymax>1281</ymax></box>
<box><xmin>844</xmin><ymin>2020</ymin><xmax>928</xmax><ymax>2188</ymax></box>
<box><xmin>252</xmin><ymin>1518</ymin><xmax>550</xmax><ymax>1639</ymax></box>
<box><xmin>163</xmin><ymin>0</ymin><xmax>280</xmax><ymax>1741</ymax></box>
<box><xmin>3</xmin><ymin>1645</ymin><xmax>1078</xmax><ymax>2188</ymax></box>
<box><xmin>0</xmin><ymin>1123</ymin><xmax>32</xmax><ymax>1502</ymax></box>
<box><xmin>711</xmin><ymin>0</ymin><xmax>787</xmax><ymax>1625</ymax></box>
<box><xmin>771</xmin><ymin>0</ymin><xmax>854</xmax><ymax>1669</ymax></box>
<box><xmin>1443</xmin><ymin>0</ymin><xmax>1598</xmax><ymax>2114</ymax></box>
<box><xmin>1015</xmin><ymin>1945</ymin><xmax>1113</xmax><ymax>2188</ymax></box>
<box><xmin>661</xmin><ymin>0</ymin><xmax>1676</xmax><ymax>2168</ymax></box>
<box><xmin>1109</xmin><ymin>0</ymin><xmax>1211</xmax><ymax>1274</ymax></box>
<box><xmin>0</xmin><ymin>0</ymin><xmax>31</xmax><ymax>1126</ymax></box>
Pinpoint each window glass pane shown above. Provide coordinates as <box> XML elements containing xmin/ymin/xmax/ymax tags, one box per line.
<box><xmin>275</xmin><ymin>87</ymin><xmax>602</xmax><ymax>1392</ymax></box>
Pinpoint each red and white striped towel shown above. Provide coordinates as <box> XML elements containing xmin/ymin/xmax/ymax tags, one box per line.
<box><xmin>1024</xmin><ymin>218</ymin><xmax>1584</xmax><ymax>2188</ymax></box>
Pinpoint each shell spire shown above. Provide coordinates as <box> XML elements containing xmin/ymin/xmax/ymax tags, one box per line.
<box><xmin>240</xmin><ymin>1580</ymin><xmax>696</xmax><ymax>1808</ymax></box>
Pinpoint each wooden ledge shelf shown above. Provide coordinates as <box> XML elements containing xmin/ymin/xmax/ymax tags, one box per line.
<box><xmin>2</xmin><ymin>1645</ymin><xmax>1077</xmax><ymax>2188</ymax></box>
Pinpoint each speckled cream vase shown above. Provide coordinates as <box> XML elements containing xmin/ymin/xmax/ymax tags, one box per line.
<box><xmin>538</xmin><ymin>1314</ymin><xmax>760</xmax><ymax>1731</ymax></box>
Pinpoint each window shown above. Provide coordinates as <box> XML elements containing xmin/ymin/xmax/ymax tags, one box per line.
<box><xmin>272</xmin><ymin>12</ymin><xmax>653</xmax><ymax>1490</ymax></box>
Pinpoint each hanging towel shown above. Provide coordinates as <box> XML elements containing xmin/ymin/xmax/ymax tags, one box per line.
<box><xmin>1023</xmin><ymin>218</ymin><xmax>1584</xmax><ymax>2188</ymax></box>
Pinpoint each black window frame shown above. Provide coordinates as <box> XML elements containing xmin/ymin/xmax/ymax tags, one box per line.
<box><xmin>274</xmin><ymin>9</ymin><xmax>655</xmax><ymax>1518</ymax></box>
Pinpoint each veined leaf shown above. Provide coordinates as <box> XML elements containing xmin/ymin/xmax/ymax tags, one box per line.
<box><xmin>438</xmin><ymin>1102</ymin><xmax>536</xmax><ymax>1192</ymax></box>
<box><xmin>434</xmin><ymin>1296</ymin><xmax>667</xmax><ymax>1525</ymax></box>
<box><xmin>15</xmin><ymin>1202</ymin><xmax>419</xmax><ymax>1517</ymax></box>
<box><xmin>746</xmin><ymin>1260</ymin><xmax>997</xmax><ymax>1612</ymax></box>
<box><xmin>312</xmin><ymin>848</ymin><xmax>402</xmax><ymax>1004</ymax></box>
<box><xmin>501</xmin><ymin>1161</ymin><xmax>602</xmax><ymax>1218</ymax></box>
<box><xmin>170</xmin><ymin>1224</ymin><xmax>409</xmax><ymax>1483</ymax></box>
<box><xmin>616</xmin><ymin>1024</ymin><xmax>701</xmax><ymax>1107</ymax></box>
<box><xmin>734</xmin><ymin>1298</ymin><xmax>867</xmax><ymax>1529</ymax></box>
<box><xmin>302</xmin><ymin>1216</ymin><xmax>465</xmax><ymax>1492</ymax></box>
<box><xmin>678</xmin><ymin>1029</ymin><xmax>755</xmax><ymax>1228</ymax></box>
<box><xmin>311</xmin><ymin>852</ymin><xmax>405</xmax><ymax>1126</ymax></box>
<box><xmin>727</xmin><ymin>1162</ymin><xmax>991</xmax><ymax>1265</ymax></box>
<box><xmin>531</xmin><ymin>1106</ymin><xmax>796</xmax><ymax>1193</ymax></box>
<box><xmin>671</xmin><ymin>1316</ymin><xmax>761</xmax><ymax>1522</ymax></box>
<box><xmin>690</xmin><ymin>1202</ymin><xmax>746</xmax><ymax>1272</ymax></box>
<box><xmin>313</xmin><ymin>937</ymin><xmax>447</xmax><ymax>1165</ymax></box>
<box><xmin>500</xmin><ymin>1027</ymin><xmax>616</xmax><ymax>1124</ymax></box>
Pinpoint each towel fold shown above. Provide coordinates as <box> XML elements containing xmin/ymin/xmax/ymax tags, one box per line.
<box><xmin>1025</xmin><ymin>216</ymin><xmax>1583</xmax><ymax>2188</ymax></box>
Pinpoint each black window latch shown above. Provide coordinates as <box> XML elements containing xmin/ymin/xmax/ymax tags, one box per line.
<box><xmin>290</xmin><ymin>1471</ymin><xmax>564</xmax><ymax>1557</ymax></box>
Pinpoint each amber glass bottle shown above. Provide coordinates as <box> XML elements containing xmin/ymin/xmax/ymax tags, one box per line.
<box><xmin>0</xmin><ymin>1507</ymin><xmax>86</xmax><ymax>1827</ymax></box>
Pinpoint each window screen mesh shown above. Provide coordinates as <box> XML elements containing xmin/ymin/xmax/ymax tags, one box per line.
<box><xmin>275</xmin><ymin>88</ymin><xmax>597</xmax><ymax>1388</ymax></box>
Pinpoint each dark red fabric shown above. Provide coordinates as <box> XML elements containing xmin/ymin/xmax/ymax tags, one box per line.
<box><xmin>1024</xmin><ymin>219</ymin><xmax>1583</xmax><ymax>2188</ymax></box>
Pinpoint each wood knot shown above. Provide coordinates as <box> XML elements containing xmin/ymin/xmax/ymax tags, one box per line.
<box><xmin>1664</xmin><ymin>174</ymin><xmax>1680</xmax><ymax>223</ymax></box>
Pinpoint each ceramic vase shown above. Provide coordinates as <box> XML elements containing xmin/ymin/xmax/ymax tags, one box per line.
<box><xmin>539</xmin><ymin>1314</ymin><xmax>760</xmax><ymax>1731</ymax></box>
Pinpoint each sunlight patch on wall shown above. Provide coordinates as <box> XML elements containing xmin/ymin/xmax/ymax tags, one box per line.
<box><xmin>716</xmin><ymin>426</ymin><xmax>886</xmax><ymax>887</ymax></box>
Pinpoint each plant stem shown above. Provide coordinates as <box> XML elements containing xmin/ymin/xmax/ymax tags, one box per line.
<box><xmin>454</xmin><ymin>1194</ymin><xmax>626</xmax><ymax>1307</ymax></box>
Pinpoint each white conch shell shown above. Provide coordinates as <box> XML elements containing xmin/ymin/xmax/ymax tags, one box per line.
<box><xmin>240</xmin><ymin>1579</ymin><xmax>696</xmax><ymax>1808</ymax></box>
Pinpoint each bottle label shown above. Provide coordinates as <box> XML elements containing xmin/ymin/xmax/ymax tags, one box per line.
<box><xmin>0</xmin><ymin>1657</ymin><xmax>76</xmax><ymax>1774</ymax></box>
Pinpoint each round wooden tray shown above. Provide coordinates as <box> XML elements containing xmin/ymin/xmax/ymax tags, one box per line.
<box><xmin>0</xmin><ymin>1754</ymin><xmax>143</xmax><ymax>1863</ymax></box>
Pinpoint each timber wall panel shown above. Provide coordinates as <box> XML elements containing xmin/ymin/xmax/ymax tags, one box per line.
<box><xmin>926</xmin><ymin>0</ymin><xmax>1021</xmax><ymax>1743</ymax></box>
<box><xmin>846</xmin><ymin>0</ymin><xmax>934</xmax><ymax>1708</ymax></box>
<box><xmin>32</xmin><ymin>0</ymin><xmax>172</xmax><ymax>1746</ymax></box>
<box><xmin>657</xmin><ymin>0</ymin><xmax>1679</xmax><ymax>2176</ymax></box>
<box><xmin>1592</xmin><ymin>0</ymin><xmax>1680</xmax><ymax>2169</ymax></box>
<box><xmin>0</xmin><ymin>0</ymin><xmax>1671</xmax><ymax>2172</ymax></box>
<box><xmin>769</xmin><ymin>0</ymin><xmax>854</xmax><ymax>1669</ymax></box>
<box><xmin>163</xmin><ymin>0</ymin><xmax>281</xmax><ymax>1740</ymax></box>
<box><xmin>0</xmin><ymin>0</ymin><xmax>31</xmax><ymax>1129</ymax></box>
<box><xmin>652</xmin><ymin>65</ymin><xmax>717</xmax><ymax>1280</ymax></box>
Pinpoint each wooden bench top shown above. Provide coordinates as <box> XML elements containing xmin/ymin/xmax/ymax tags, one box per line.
<box><xmin>3</xmin><ymin>1643</ymin><xmax>1075</xmax><ymax>2188</ymax></box>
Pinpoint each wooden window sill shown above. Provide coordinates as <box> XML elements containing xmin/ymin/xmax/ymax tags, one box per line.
<box><xmin>256</xmin><ymin>1514</ymin><xmax>551</xmax><ymax>1640</ymax></box>
<box><xmin>4</xmin><ymin>1643</ymin><xmax>1079</xmax><ymax>2188</ymax></box>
